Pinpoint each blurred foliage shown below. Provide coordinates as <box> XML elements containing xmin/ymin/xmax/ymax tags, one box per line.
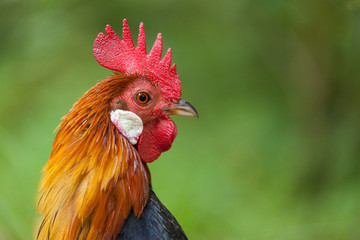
<box><xmin>0</xmin><ymin>0</ymin><xmax>360</xmax><ymax>239</ymax></box>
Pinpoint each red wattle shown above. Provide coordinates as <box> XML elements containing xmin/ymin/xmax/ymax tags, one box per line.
<box><xmin>137</xmin><ymin>115</ymin><xmax>177</xmax><ymax>163</ymax></box>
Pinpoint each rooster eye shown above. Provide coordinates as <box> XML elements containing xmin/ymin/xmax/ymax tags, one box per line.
<box><xmin>135</xmin><ymin>92</ymin><xmax>151</xmax><ymax>104</ymax></box>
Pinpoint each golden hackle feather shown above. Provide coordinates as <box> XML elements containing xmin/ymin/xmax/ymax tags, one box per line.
<box><xmin>37</xmin><ymin>74</ymin><xmax>150</xmax><ymax>240</ymax></box>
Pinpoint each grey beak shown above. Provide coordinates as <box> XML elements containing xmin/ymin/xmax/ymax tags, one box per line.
<box><xmin>162</xmin><ymin>99</ymin><xmax>199</xmax><ymax>118</ymax></box>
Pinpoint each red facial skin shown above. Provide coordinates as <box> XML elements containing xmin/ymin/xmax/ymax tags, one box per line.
<box><xmin>111</xmin><ymin>78</ymin><xmax>178</xmax><ymax>163</ymax></box>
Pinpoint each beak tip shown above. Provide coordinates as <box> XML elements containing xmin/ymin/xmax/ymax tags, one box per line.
<box><xmin>183</xmin><ymin>100</ymin><xmax>199</xmax><ymax>118</ymax></box>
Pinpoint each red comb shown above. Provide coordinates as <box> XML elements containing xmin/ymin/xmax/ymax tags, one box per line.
<box><xmin>94</xmin><ymin>19</ymin><xmax>181</xmax><ymax>100</ymax></box>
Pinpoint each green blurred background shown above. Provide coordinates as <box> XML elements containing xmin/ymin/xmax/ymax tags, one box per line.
<box><xmin>1</xmin><ymin>0</ymin><xmax>360</xmax><ymax>239</ymax></box>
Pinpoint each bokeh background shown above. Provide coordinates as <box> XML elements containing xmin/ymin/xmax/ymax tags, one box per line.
<box><xmin>1</xmin><ymin>0</ymin><xmax>360</xmax><ymax>239</ymax></box>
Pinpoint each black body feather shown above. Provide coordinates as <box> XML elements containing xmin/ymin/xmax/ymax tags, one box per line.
<box><xmin>117</xmin><ymin>189</ymin><xmax>187</xmax><ymax>240</ymax></box>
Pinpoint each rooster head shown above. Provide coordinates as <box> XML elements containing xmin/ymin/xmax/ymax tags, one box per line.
<box><xmin>94</xmin><ymin>19</ymin><xmax>198</xmax><ymax>163</ymax></box>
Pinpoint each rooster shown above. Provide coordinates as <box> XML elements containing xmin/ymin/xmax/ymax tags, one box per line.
<box><xmin>36</xmin><ymin>19</ymin><xmax>198</xmax><ymax>240</ymax></box>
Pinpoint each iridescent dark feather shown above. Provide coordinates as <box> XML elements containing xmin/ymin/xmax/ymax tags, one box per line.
<box><xmin>118</xmin><ymin>189</ymin><xmax>188</xmax><ymax>240</ymax></box>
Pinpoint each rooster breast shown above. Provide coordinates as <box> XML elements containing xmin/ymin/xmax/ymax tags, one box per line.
<box><xmin>117</xmin><ymin>188</ymin><xmax>188</xmax><ymax>240</ymax></box>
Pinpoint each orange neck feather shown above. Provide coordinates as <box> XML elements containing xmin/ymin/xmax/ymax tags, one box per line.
<box><xmin>37</xmin><ymin>74</ymin><xmax>150</xmax><ymax>240</ymax></box>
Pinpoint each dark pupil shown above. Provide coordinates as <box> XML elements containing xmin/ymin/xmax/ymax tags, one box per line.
<box><xmin>139</xmin><ymin>94</ymin><xmax>147</xmax><ymax>102</ymax></box>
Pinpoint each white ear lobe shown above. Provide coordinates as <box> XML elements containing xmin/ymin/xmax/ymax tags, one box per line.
<box><xmin>110</xmin><ymin>110</ymin><xmax>143</xmax><ymax>145</ymax></box>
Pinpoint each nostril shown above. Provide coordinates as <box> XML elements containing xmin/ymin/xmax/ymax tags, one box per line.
<box><xmin>169</xmin><ymin>98</ymin><xmax>179</xmax><ymax>104</ymax></box>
